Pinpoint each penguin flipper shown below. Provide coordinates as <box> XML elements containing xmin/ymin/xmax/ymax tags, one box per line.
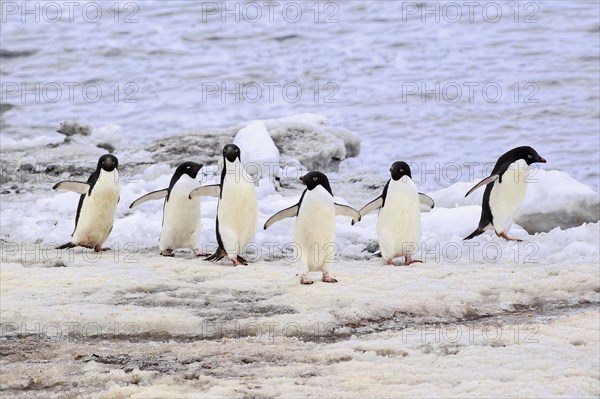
<box><xmin>353</xmin><ymin>197</ymin><xmax>384</xmax><ymax>224</ymax></box>
<box><xmin>263</xmin><ymin>204</ymin><xmax>299</xmax><ymax>230</ymax></box>
<box><xmin>465</xmin><ymin>174</ymin><xmax>499</xmax><ymax>197</ymax></box>
<box><xmin>189</xmin><ymin>184</ymin><xmax>221</xmax><ymax>199</ymax></box>
<box><xmin>52</xmin><ymin>181</ymin><xmax>90</xmax><ymax>194</ymax></box>
<box><xmin>129</xmin><ymin>189</ymin><xmax>169</xmax><ymax>208</ymax></box>
<box><xmin>334</xmin><ymin>203</ymin><xmax>361</xmax><ymax>221</ymax></box>
<box><xmin>418</xmin><ymin>193</ymin><xmax>435</xmax><ymax>211</ymax></box>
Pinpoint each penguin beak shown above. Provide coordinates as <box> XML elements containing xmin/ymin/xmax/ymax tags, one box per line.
<box><xmin>299</xmin><ymin>176</ymin><xmax>304</xmax><ymax>182</ymax></box>
<box><xmin>537</xmin><ymin>157</ymin><xmax>547</xmax><ymax>163</ymax></box>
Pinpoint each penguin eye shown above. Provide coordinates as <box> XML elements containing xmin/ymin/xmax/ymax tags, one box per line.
<box><xmin>186</xmin><ymin>166</ymin><xmax>190</xmax><ymax>169</ymax></box>
<box><xmin>399</xmin><ymin>169</ymin><xmax>404</xmax><ymax>172</ymax></box>
<box><xmin>527</xmin><ymin>155</ymin><xmax>532</xmax><ymax>158</ymax></box>
<box><xmin>313</xmin><ymin>177</ymin><xmax>317</xmax><ymax>181</ymax></box>
<box><xmin>235</xmin><ymin>149</ymin><xmax>239</xmax><ymax>153</ymax></box>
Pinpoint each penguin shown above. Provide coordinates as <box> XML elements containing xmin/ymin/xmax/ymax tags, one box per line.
<box><xmin>189</xmin><ymin>144</ymin><xmax>257</xmax><ymax>266</ymax></box>
<box><xmin>353</xmin><ymin>161</ymin><xmax>433</xmax><ymax>266</ymax></box>
<box><xmin>129</xmin><ymin>162</ymin><xmax>207</xmax><ymax>257</ymax></box>
<box><xmin>264</xmin><ymin>171</ymin><xmax>360</xmax><ymax>284</ymax></box>
<box><xmin>53</xmin><ymin>154</ymin><xmax>119</xmax><ymax>252</ymax></box>
<box><xmin>464</xmin><ymin>146</ymin><xmax>546</xmax><ymax>241</ymax></box>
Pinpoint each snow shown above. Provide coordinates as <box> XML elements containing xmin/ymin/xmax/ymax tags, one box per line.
<box><xmin>233</xmin><ymin>120</ymin><xmax>280</xmax><ymax>184</ymax></box>
<box><xmin>0</xmin><ymin>255</ymin><xmax>598</xmax><ymax>397</ymax></box>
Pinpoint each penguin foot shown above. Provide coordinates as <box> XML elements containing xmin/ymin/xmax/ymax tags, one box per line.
<box><xmin>404</xmin><ymin>257</ymin><xmax>422</xmax><ymax>266</ymax></box>
<box><xmin>234</xmin><ymin>255</ymin><xmax>248</xmax><ymax>266</ymax></box>
<box><xmin>496</xmin><ymin>231</ymin><xmax>523</xmax><ymax>242</ymax></box>
<box><xmin>231</xmin><ymin>257</ymin><xmax>247</xmax><ymax>267</ymax></box>
<box><xmin>94</xmin><ymin>245</ymin><xmax>110</xmax><ymax>252</ymax></box>
<box><xmin>300</xmin><ymin>274</ymin><xmax>314</xmax><ymax>285</ymax></box>
<box><xmin>386</xmin><ymin>259</ymin><xmax>397</xmax><ymax>266</ymax></box>
<box><xmin>205</xmin><ymin>248</ymin><xmax>227</xmax><ymax>262</ymax></box>
<box><xmin>161</xmin><ymin>249</ymin><xmax>175</xmax><ymax>257</ymax></box>
<box><xmin>321</xmin><ymin>273</ymin><xmax>338</xmax><ymax>283</ymax></box>
<box><xmin>192</xmin><ymin>249</ymin><xmax>210</xmax><ymax>257</ymax></box>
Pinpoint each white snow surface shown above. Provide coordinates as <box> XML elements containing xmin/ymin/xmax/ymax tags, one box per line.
<box><xmin>1</xmin><ymin>115</ymin><xmax>599</xmax><ymax>398</ymax></box>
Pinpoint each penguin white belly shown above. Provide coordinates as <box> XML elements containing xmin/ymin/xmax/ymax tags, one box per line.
<box><xmin>72</xmin><ymin>171</ymin><xmax>119</xmax><ymax>246</ymax></box>
<box><xmin>160</xmin><ymin>176</ymin><xmax>201</xmax><ymax>250</ymax></box>
<box><xmin>489</xmin><ymin>160</ymin><xmax>529</xmax><ymax>233</ymax></box>
<box><xmin>218</xmin><ymin>169</ymin><xmax>258</xmax><ymax>257</ymax></box>
<box><xmin>377</xmin><ymin>179</ymin><xmax>421</xmax><ymax>260</ymax></box>
<box><xmin>294</xmin><ymin>187</ymin><xmax>336</xmax><ymax>272</ymax></box>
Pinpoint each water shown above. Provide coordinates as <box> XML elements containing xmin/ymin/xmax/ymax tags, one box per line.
<box><xmin>1</xmin><ymin>0</ymin><xmax>599</xmax><ymax>191</ymax></box>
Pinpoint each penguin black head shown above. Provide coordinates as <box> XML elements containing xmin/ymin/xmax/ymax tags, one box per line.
<box><xmin>389</xmin><ymin>161</ymin><xmax>411</xmax><ymax>181</ymax></box>
<box><xmin>223</xmin><ymin>144</ymin><xmax>241</xmax><ymax>163</ymax></box>
<box><xmin>506</xmin><ymin>146</ymin><xmax>547</xmax><ymax>165</ymax></box>
<box><xmin>176</xmin><ymin>161</ymin><xmax>203</xmax><ymax>179</ymax></box>
<box><xmin>98</xmin><ymin>154</ymin><xmax>118</xmax><ymax>172</ymax></box>
<box><xmin>299</xmin><ymin>171</ymin><xmax>333</xmax><ymax>195</ymax></box>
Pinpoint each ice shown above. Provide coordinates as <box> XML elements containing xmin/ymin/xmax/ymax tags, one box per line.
<box><xmin>233</xmin><ymin>120</ymin><xmax>280</xmax><ymax>183</ymax></box>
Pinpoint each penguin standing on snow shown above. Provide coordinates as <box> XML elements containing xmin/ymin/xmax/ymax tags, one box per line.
<box><xmin>464</xmin><ymin>146</ymin><xmax>546</xmax><ymax>241</ymax></box>
<box><xmin>129</xmin><ymin>162</ymin><xmax>208</xmax><ymax>257</ymax></box>
<box><xmin>264</xmin><ymin>171</ymin><xmax>360</xmax><ymax>284</ymax></box>
<box><xmin>53</xmin><ymin>154</ymin><xmax>120</xmax><ymax>252</ymax></box>
<box><xmin>189</xmin><ymin>144</ymin><xmax>257</xmax><ymax>266</ymax></box>
<box><xmin>353</xmin><ymin>161</ymin><xmax>434</xmax><ymax>266</ymax></box>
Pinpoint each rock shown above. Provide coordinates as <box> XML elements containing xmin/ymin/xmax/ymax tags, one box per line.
<box><xmin>57</xmin><ymin>121</ymin><xmax>92</xmax><ymax>137</ymax></box>
<box><xmin>19</xmin><ymin>164</ymin><xmax>34</xmax><ymax>172</ymax></box>
<box><xmin>145</xmin><ymin>131</ymin><xmax>235</xmax><ymax>167</ymax></box>
<box><xmin>144</xmin><ymin>115</ymin><xmax>361</xmax><ymax>173</ymax></box>
<box><xmin>96</xmin><ymin>142</ymin><xmax>115</xmax><ymax>153</ymax></box>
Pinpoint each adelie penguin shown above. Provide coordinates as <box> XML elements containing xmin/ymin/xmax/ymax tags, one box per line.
<box><xmin>53</xmin><ymin>154</ymin><xmax>119</xmax><ymax>252</ymax></box>
<box><xmin>189</xmin><ymin>144</ymin><xmax>258</xmax><ymax>266</ymax></box>
<box><xmin>264</xmin><ymin>171</ymin><xmax>360</xmax><ymax>285</ymax></box>
<box><xmin>353</xmin><ymin>161</ymin><xmax>434</xmax><ymax>266</ymax></box>
<box><xmin>129</xmin><ymin>161</ymin><xmax>208</xmax><ymax>257</ymax></box>
<box><xmin>464</xmin><ymin>146</ymin><xmax>546</xmax><ymax>241</ymax></box>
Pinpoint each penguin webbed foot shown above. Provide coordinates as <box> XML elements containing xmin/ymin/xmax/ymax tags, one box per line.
<box><xmin>321</xmin><ymin>272</ymin><xmax>338</xmax><ymax>283</ymax></box>
<box><xmin>193</xmin><ymin>249</ymin><xmax>210</xmax><ymax>257</ymax></box>
<box><xmin>234</xmin><ymin>255</ymin><xmax>248</xmax><ymax>266</ymax></box>
<box><xmin>386</xmin><ymin>259</ymin><xmax>397</xmax><ymax>266</ymax></box>
<box><xmin>300</xmin><ymin>274</ymin><xmax>314</xmax><ymax>285</ymax></box>
<box><xmin>94</xmin><ymin>245</ymin><xmax>110</xmax><ymax>252</ymax></box>
<box><xmin>160</xmin><ymin>249</ymin><xmax>174</xmax><ymax>257</ymax></box>
<box><xmin>496</xmin><ymin>231</ymin><xmax>523</xmax><ymax>242</ymax></box>
<box><xmin>404</xmin><ymin>257</ymin><xmax>422</xmax><ymax>266</ymax></box>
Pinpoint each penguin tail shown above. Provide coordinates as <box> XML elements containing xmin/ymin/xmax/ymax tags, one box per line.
<box><xmin>463</xmin><ymin>229</ymin><xmax>484</xmax><ymax>240</ymax></box>
<box><xmin>56</xmin><ymin>242</ymin><xmax>77</xmax><ymax>250</ymax></box>
<box><xmin>204</xmin><ymin>247</ymin><xmax>227</xmax><ymax>262</ymax></box>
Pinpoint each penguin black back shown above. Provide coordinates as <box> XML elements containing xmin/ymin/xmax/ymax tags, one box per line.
<box><xmin>168</xmin><ymin>162</ymin><xmax>202</xmax><ymax>200</ymax></box>
<box><xmin>491</xmin><ymin>146</ymin><xmax>546</xmax><ymax>178</ymax></box>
